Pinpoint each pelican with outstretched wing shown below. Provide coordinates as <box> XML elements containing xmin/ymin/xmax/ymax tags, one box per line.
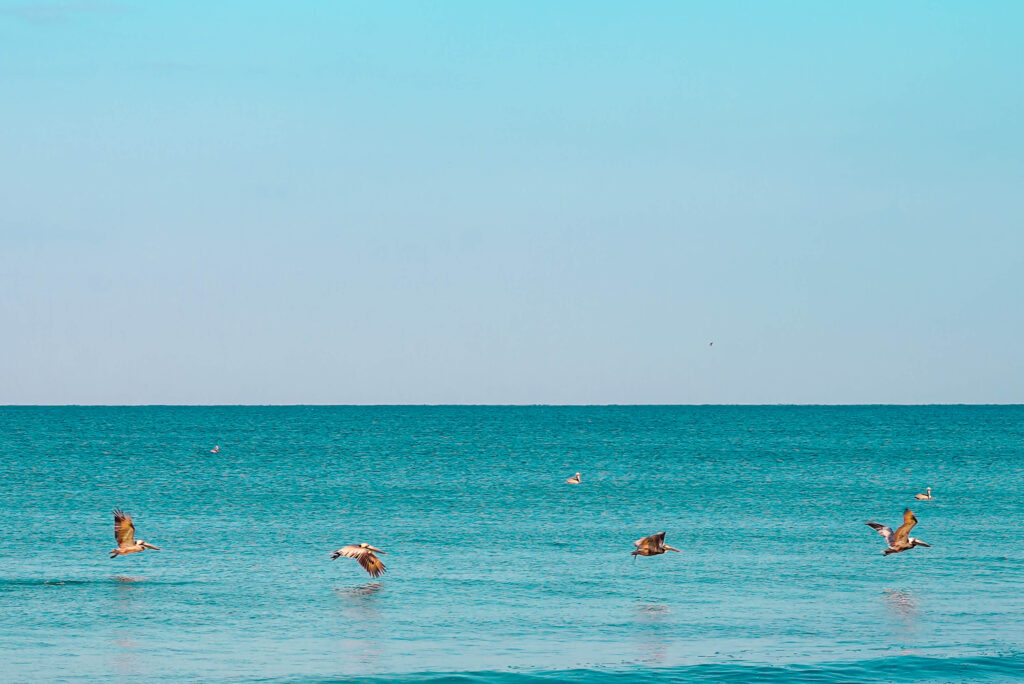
<box><xmin>866</xmin><ymin>508</ymin><xmax>931</xmax><ymax>555</ymax></box>
<box><xmin>631</xmin><ymin>531</ymin><xmax>681</xmax><ymax>560</ymax></box>
<box><xmin>110</xmin><ymin>509</ymin><xmax>161</xmax><ymax>559</ymax></box>
<box><xmin>331</xmin><ymin>543</ymin><xmax>387</xmax><ymax>578</ymax></box>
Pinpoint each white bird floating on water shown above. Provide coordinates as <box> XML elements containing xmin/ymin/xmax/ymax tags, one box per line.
<box><xmin>914</xmin><ymin>487</ymin><xmax>932</xmax><ymax>500</ymax></box>
<box><xmin>565</xmin><ymin>472</ymin><xmax>581</xmax><ymax>484</ymax></box>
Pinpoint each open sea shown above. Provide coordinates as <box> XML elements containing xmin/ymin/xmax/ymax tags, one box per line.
<box><xmin>1</xmin><ymin>405</ymin><xmax>1022</xmax><ymax>683</ymax></box>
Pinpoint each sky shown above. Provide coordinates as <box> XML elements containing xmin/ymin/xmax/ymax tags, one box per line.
<box><xmin>1</xmin><ymin>1</ymin><xmax>1022</xmax><ymax>404</ymax></box>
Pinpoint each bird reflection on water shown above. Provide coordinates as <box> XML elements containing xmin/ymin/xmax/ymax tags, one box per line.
<box><xmin>883</xmin><ymin>589</ymin><xmax>919</xmax><ymax>630</ymax></box>
<box><xmin>336</xmin><ymin>582</ymin><xmax>384</xmax><ymax>599</ymax></box>
<box><xmin>108</xmin><ymin>580</ymin><xmax>144</xmax><ymax>677</ymax></box>
<box><xmin>112</xmin><ymin>575</ymin><xmax>145</xmax><ymax>584</ymax></box>
<box><xmin>333</xmin><ymin>582</ymin><xmax>385</xmax><ymax>619</ymax></box>
<box><xmin>634</xmin><ymin>602</ymin><xmax>670</xmax><ymax>620</ymax></box>
<box><xmin>633</xmin><ymin>601</ymin><xmax>670</xmax><ymax>664</ymax></box>
<box><xmin>333</xmin><ymin>583</ymin><xmax>386</xmax><ymax>667</ymax></box>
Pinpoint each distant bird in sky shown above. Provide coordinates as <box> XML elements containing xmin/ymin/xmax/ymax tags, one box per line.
<box><xmin>565</xmin><ymin>472</ymin><xmax>581</xmax><ymax>484</ymax></box>
<box><xmin>332</xmin><ymin>543</ymin><xmax>387</xmax><ymax>578</ymax></box>
<box><xmin>210</xmin><ymin>445</ymin><xmax>220</xmax><ymax>453</ymax></box>
<box><xmin>631</xmin><ymin>532</ymin><xmax>681</xmax><ymax>560</ymax></box>
<box><xmin>914</xmin><ymin>487</ymin><xmax>932</xmax><ymax>500</ymax></box>
<box><xmin>709</xmin><ymin>342</ymin><xmax>713</xmax><ymax>347</ymax></box>
<box><xmin>110</xmin><ymin>509</ymin><xmax>161</xmax><ymax>559</ymax></box>
<box><xmin>866</xmin><ymin>509</ymin><xmax>931</xmax><ymax>555</ymax></box>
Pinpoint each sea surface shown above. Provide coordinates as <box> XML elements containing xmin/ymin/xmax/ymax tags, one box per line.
<box><xmin>1</xmin><ymin>406</ymin><xmax>1022</xmax><ymax>682</ymax></box>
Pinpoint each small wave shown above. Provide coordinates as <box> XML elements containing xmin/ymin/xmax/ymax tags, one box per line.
<box><xmin>0</xmin><ymin>577</ymin><xmax>202</xmax><ymax>587</ymax></box>
<box><xmin>275</xmin><ymin>654</ymin><xmax>1024</xmax><ymax>683</ymax></box>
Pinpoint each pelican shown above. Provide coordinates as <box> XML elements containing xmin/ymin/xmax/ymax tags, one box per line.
<box><xmin>210</xmin><ymin>445</ymin><xmax>220</xmax><ymax>454</ymax></box>
<box><xmin>631</xmin><ymin>531</ymin><xmax>681</xmax><ymax>559</ymax></box>
<box><xmin>914</xmin><ymin>487</ymin><xmax>932</xmax><ymax>500</ymax></box>
<box><xmin>331</xmin><ymin>543</ymin><xmax>387</xmax><ymax>578</ymax></box>
<box><xmin>565</xmin><ymin>472</ymin><xmax>581</xmax><ymax>484</ymax></box>
<box><xmin>866</xmin><ymin>508</ymin><xmax>931</xmax><ymax>555</ymax></box>
<box><xmin>110</xmin><ymin>509</ymin><xmax>161</xmax><ymax>559</ymax></box>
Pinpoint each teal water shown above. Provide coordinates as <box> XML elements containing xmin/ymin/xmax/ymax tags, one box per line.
<box><xmin>1</xmin><ymin>406</ymin><xmax>1022</xmax><ymax>682</ymax></box>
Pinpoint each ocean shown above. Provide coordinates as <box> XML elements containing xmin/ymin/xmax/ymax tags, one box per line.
<box><xmin>1</xmin><ymin>406</ymin><xmax>1021</xmax><ymax>682</ymax></box>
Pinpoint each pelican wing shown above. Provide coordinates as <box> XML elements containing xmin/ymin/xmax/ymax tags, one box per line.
<box><xmin>633</xmin><ymin>532</ymin><xmax>666</xmax><ymax>553</ymax></box>
<box><xmin>333</xmin><ymin>544</ymin><xmax>364</xmax><ymax>560</ymax></box>
<box><xmin>113</xmin><ymin>509</ymin><xmax>135</xmax><ymax>548</ymax></box>
<box><xmin>334</xmin><ymin>545</ymin><xmax>387</xmax><ymax>577</ymax></box>
<box><xmin>866</xmin><ymin>521</ymin><xmax>894</xmax><ymax>546</ymax></box>
<box><xmin>893</xmin><ymin>508</ymin><xmax>917</xmax><ymax>546</ymax></box>
<box><xmin>357</xmin><ymin>551</ymin><xmax>387</xmax><ymax>578</ymax></box>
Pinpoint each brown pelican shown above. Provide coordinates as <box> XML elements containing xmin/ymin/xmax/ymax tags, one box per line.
<box><xmin>565</xmin><ymin>472</ymin><xmax>581</xmax><ymax>484</ymax></box>
<box><xmin>331</xmin><ymin>543</ymin><xmax>387</xmax><ymax>578</ymax></box>
<box><xmin>210</xmin><ymin>445</ymin><xmax>220</xmax><ymax>454</ymax></box>
<box><xmin>110</xmin><ymin>509</ymin><xmax>161</xmax><ymax>559</ymax></box>
<box><xmin>914</xmin><ymin>487</ymin><xmax>932</xmax><ymax>500</ymax></box>
<box><xmin>866</xmin><ymin>508</ymin><xmax>931</xmax><ymax>555</ymax></box>
<box><xmin>632</xmin><ymin>532</ymin><xmax>681</xmax><ymax>559</ymax></box>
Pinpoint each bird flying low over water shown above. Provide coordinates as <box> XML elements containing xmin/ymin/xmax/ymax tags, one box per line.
<box><xmin>110</xmin><ymin>509</ymin><xmax>161</xmax><ymax>559</ymax></box>
<box><xmin>331</xmin><ymin>543</ymin><xmax>387</xmax><ymax>578</ymax></box>
<box><xmin>632</xmin><ymin>532</ymin><xmax>681</xmax><ymax>559</ymax></box>
<box><xmin>565</xmin><ymin>472</ymin><xmax>581</xmax><ymax>484</ymax></box>
<box><xmin>866</xmin><ymin>508</ymin><xmax>931</xmax><ymax>555</ymax></box>
<box><xmin>914</xmin><ymin>487</ymin><xmax>932</xmax><ymax>500</ymax></box>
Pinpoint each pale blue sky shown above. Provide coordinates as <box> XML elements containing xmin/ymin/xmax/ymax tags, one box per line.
<box><xmin>1</xmin><ymin>1</ymin><xmax>1022</xmax><ymax>404</ymax></box>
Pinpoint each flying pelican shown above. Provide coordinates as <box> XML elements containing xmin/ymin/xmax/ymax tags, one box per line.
<box><xmin>210</xmin><ymin>445</ymin><xmax>220</xmax><ymax>454</ymax></box>
<box><xmin>866</xmin><ymin>508</ymin><xmax>931</xmax><ymax>555</ymax></box>
<box><xmin>331</xmin><ymin>543</ymin><xmax>387</xmax><ymax>578</ymax></box>
<box><xmin>914</xmin><ymin>487</ymin><xmax>932</xmax><ymax>500</ymax></box>
<box><xmin>565</xmin><ymin>472</ymin><xmax>581</xmax><ymax>484</ymax></box>
<box><xmin>110</xmin><ymin>509</ymin><xmax>161</xmax><ymax>559</ymax></box>
<box><xmin>631</xmin><ymin>532</ymin><xmax>681</xmax><ymax>560</ymax></box>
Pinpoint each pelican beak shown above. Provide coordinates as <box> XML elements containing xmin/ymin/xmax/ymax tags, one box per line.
<box><xmin>664</xmin><ymin>546</ymin><xmax>682</xmax><ymax>552</ymax></box>
<box><xmin>915</xmin><ymin>541</ymin><xmax>931</xmax><ymax>548</ymax></box>
<box><xmin>141</xmin><ymin>542</ymin><xmax>161</xmax><ymax>550</ymax></box>
<box><xmin>368</xmin><ymin>546</ymin><xmax>385</xmax><ymax>554</ymax></box>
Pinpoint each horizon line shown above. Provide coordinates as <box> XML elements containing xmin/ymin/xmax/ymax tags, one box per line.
<box><xmin>2</xmin><ymin>403</ymin><xmax>1023</xmax><ymax>408</ymax></box>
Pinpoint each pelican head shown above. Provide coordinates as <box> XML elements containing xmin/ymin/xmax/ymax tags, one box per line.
<box><xmin>139</xmin><ymin>541</ymin><xmax>161</xmax><ymax>550</ymax></box>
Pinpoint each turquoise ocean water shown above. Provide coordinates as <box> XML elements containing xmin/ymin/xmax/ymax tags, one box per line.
<box><xmin>1</xmin><ymin>406</ymin><xmax>1022</xmax><ymax>682</ymax></box>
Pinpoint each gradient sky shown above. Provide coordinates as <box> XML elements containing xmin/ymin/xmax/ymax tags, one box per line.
<box><xmin>1</xmin><ymin>1</ymin><xmax>1022</xmax><ymax>404</ymax></box>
